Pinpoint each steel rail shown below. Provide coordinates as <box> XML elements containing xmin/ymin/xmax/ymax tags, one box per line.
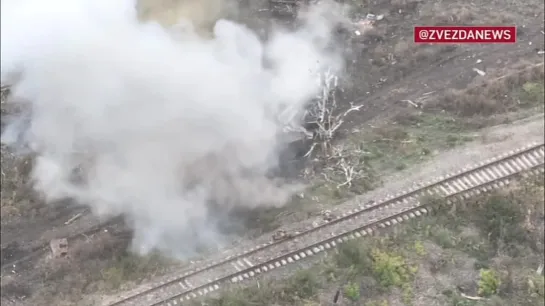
<box><xmin>107</xmin><ymin>142</ymin><xmax>544</xmax><ymax>306</ymax></box>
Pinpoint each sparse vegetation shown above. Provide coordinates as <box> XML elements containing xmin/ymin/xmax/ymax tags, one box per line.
<box><xmin>427</xmin><ymin>62</ymin><xmax>544</xmax><ymax>117</ymax></box>
<box><xmin>371</xmin><ymin>248</ymin><xmax>416</xmax><ymax>289</ymax></box>
<box><xmin>527</xmin><ymin>274</ymin><xmax>545</xmax><ymax>298</ymax></box>
<box><xmin>2</xmin><ymin>0</ymin><xmax>544</xmax><ymax>305</ymax></box>
<box><xmin>280</xmin><ymin>59</ymin><xmax>544</xmax><ymax>234</ymax></box>
<box><xmin>101</xmin><ymin>251</ymin><xmax>173</xmax><ymax>290</ymax></box>
<box><xmin>343</xmin><ymin>281</ymin><xmax>360</xmax><ymax>301</ymax></box>
<box><xmin>195</xmin><ymin>175</ymin><xmax>544</xmax><ymax>305</ymax></box>
<box><xmin>413</xmin><ymin>240</ymin><xmax>426</xmax><ymax>256</ymax></box>
<box><xmin>1</xmin><ymin>232</ymin><xmax>180</xmax><ymax>305</ymax></box>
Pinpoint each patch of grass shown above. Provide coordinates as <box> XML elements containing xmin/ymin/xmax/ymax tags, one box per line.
<box><xmin>282</xmin><ymin>269</ymin><xmax>320</xmax><ymax>302</ymax></box>
<box><xmin>478</xmin><ymin>268</ymin><xmax>501</xmax><ymax>297</ymax></box>
<box><xmin>204</xmin><ymin>286</ymin><xmax>271</xmax><ymax>306</ymax></box>
<box><xmin>334</xmin><ymin>240</ymin><xmax>375</xmax><ymax>278</ymax></box>
<box><xmin>432</xmin><ymin>227</ymin><xmax>456</xmax><ymax>249</ymax></box>
<box><xmin>343</xmin><ymin>281</ymin><xmax>360</xmax><ymax>301</ymax></box>
<box><xmin>371</xmin><ymin>248</ymin><xmax>416</xmax><ymax>289</ymax></box>
<box><xmin>521</xmin><ymin>82</ymin><xmax>545</xmax><ymax>105</ymax></box>
<box><xmin>413</xmin><ymin>240</ymin><xmax>427</xmax><ymax>256</ymax></box>
<box><xmin>197</xmin><ymin>269</ymin><xmax>321</xmax><ymax>306</ymax></box>
<box><xmin>421</xmin><ymin>2</ymin><xmax>514</xmax><ymax>26</ymax></box>
<box><xmin>101</xmin><ymin>251</ymin><xmax>171</xmax><ymax>290</ymax></box>
<box><xmin>0</xmin><ymin>151</ymin><xmax>37</xmax><ymax>220</ymax></box>
<box><xmin>239</xmin><ymin>207</ymin><xmax>283</xmax><ymax>235</ymax></box>
<box><xmin>353</xmin><ymin>112</ymin><xmax>472</xmax><ymax>172</ymax></box>
<box><xmin>298</xmin><ymin>66</ymin><xmax>541</xmax><ymax>222</ymax></box>
<box><xmin>427</xmin><ymin>63</ymin><xmax>544</xmax><ymax>116</ymax></box>
<box><xmin>456</xmin><ymin>235</ymin><xmax>491</xmax><ymax>261</ymax></box>
<box><xmin>366</xmin><ymin>300</ymin><xmax>390</xmax><ymax>306</ymax></box>
<box><xmin>297</xmin><ymin>182</ymin><xmax>354</xmax><ymax>205</ymax></box>
<box><xmin>470</xmin><ymin>194</ymin><xmax>529</xmax><ymax>253</ymax></box>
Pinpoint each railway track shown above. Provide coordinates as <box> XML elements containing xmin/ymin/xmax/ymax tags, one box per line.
<box><xmin>107</xmin><ymin>142</ymin><xmax>544</xmax><ymax>306</ymax></box>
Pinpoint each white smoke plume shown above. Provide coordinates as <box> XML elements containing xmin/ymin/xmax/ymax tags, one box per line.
<box><xmin>1</xmin><ymin>0</ymin><xmax>345</xmax><ymax>257</ymax></box>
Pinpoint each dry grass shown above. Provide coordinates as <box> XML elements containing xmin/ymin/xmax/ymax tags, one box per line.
<box><xmin>0</xmin><ymin>150</ymin><xmax>36</xmax><ymax>221</ymax></box>
<box><xmin>426</xmin><ymin>62</ymin><xmax>544</xmax><ymax>116</ymax></box>
<box><xmin>369</xmin><ymin>39</ymin><xmax>458</xmax><ymax>74</ymax></box>
<box><xmin>346</xmin><ymin>112</ymin><xmax>473</xmax><ymax>172</ymax></box>
<box><xmin>0</xmin><ymin>86</ymin><xmax>38</xmax><ymax>221</ymax></box>
<box><xmin>420</xmin><ymin>2</ymin><xmax>515</xmax><ymax>26</ymax></box>
<box><xmin>1</xmin><ymin>231</ymin><xmax>179</xmax><ymax>306</ymax></box>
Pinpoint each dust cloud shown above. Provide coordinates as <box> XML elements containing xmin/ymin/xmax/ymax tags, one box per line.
<box><xmin>1</xmin><ymin>0</ymin><xmax>346</xmax><ymax>257</ymax></box>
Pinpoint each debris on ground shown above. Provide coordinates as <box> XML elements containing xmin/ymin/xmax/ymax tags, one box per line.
<box><xmin>321</xmin><ymin>209</ymin><xmax>335</xmax><ymax>222</ymax></box>
<box><xmin>272</xmin><ymin>229</ymin><xmax>293</xmax><ymax>241</ymax></box>
<box><xmin>64</xmin><ymin>212</ymin><xmax>85</xmax><ymax>225</ymax></box>
<box><xmin>472</xmin><ymin>67</ymin><xmax>487</xmax><ymax>76</ymax></box>
<box><xmin>352</xmin><ymin>13</ymin><xmax>384</xmax><ymax>36</ymax></box>
<box><xmin>49</xmin><ymin>238</ymin><xmax>69</xmax><ymax>258</ymax></box>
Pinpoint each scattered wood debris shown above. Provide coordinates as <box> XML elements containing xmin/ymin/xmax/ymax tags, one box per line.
<box><xmin>402</xmin><ymin>99</ymin><xmax>422</xmax><ymax>108</ymax></box>
<box><xmin>461</xmin><ymin>293</ymin><xmax>487</xmax><ymax>301</ymax></box>
<box><xmin>64</xmin><ymin>212</ymin><xmax>84</xmax><ymax>225</ymax></box>
<box><xmin>472</xmin><ymin>67</ymin><xmax>486</xmax><ymax>76</ymax></box>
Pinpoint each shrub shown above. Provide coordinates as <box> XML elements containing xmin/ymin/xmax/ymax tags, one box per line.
<box><xmin>478</xmin><ymin>269</ymin><xmax>501</xmax><ymax>297</ymax></box>
<box><xmin>344</xmin><ymin>282</ymin><xmax>360</xmax><ymax>301</ymax></box>
<box><xmin>413</xmin><ymin>240</ymin><xmax>426</xmax><ymax>256</ymax></box>
<box><xmin>335</xmin><ymin>240</ymin><xmax>374</xmax><ymax>273</ymax></box>
<box><xmin>371</xmin><ymin>249</ymin><xmax>415</xmax><ymax>288</ymax></box>
<box><xmin>521</xmin><ymin>82</ymin><xmax>544</xmax><ymax>104</ymax></box>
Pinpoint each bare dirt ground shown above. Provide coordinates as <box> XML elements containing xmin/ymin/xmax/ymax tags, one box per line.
<box><xmin>1</xmin><ymin>0</ymin><xmax>544</xmax><ymax>305</ymax></box>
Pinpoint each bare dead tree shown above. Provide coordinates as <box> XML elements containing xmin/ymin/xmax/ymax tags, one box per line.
<box><xmin>281</xmin><ymin>68</ymin><xmax>365</xmax><ymax>188</ymax></box>
<box><xmin>303</xmin><ymin>68</ymin><xmax>362</xmax><ymax>158</ymax></box>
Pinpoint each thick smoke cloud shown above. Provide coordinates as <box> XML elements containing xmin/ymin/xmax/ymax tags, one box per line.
<box><xmin>1</xmin><ymin>0</ymin><xmax>344</xmax><ymax>257</ymax></box>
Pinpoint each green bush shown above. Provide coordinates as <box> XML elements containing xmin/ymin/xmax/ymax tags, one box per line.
<box><xmin>344</xmin><ymin>282</ymin><xmax>360</xmax><ymax>301</ymax></box>
<box><xmin>478</xmin><ymin>269</ymin><xmax>501</xmax><ymax>297</ymax></box>
<box><xmin>101</xmin><ymin>252</ymin><xmax>165</xmax><ymax>289</ymax></box>
<box><xmin>371</xmin><ymin>248</ymin><xmax>416</xmax><ymax>288</ymax></box>
<box><xmin>474</xmin><ymin>195</ymin><xmax>528</xmax><ymax>249</ymax></box>
<box><xmin>413</xmin><ymin>240</ymin><xmax>426</xmax><ymax>256</ymax></box>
